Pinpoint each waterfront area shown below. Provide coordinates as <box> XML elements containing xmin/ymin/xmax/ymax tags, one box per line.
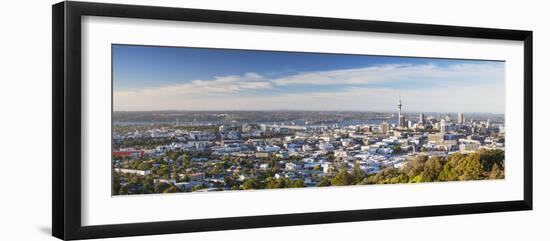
<box><xmin>112</xmin><ymin>105</ymin><xmax>505</xmax><ymax>195</ymax></box>
<box><xmin>111</xmin><ymin>45</ymin><xmax>506</xmax><ymax>195</ymax></box>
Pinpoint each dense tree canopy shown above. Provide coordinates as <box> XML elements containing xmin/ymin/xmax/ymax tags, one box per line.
<box><xmin>112</xmin><ymin>149</ymin><xmax>505</xmax><ymax>195</ymax></box>
<box><xmin>367</xmin><ymin>150</ymin><xmax>505</xmax><ymax>185</ymax></box>
<box><xmin>331</xmin><ymin>169</ymin><xmax>354</xmax><ymax>186</ymax></box>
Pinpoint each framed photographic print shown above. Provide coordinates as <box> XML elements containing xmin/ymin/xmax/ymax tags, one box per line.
<box><xmin>52</xmin><ymin>1</ymin><xmax>533</xmax><ymax>240</ymax></box>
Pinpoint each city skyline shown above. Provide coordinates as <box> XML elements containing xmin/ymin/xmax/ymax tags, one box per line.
<box><xmin>113</xmin><ymin>45</ymin><xmax>505</xmax><ymax>113</ymax></box>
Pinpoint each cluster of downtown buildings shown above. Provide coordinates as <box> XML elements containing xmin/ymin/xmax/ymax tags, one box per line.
<box><xmin>112</xmin><ymin>99</ymin><xmax>505</xmax><ymax>193</ymax></box>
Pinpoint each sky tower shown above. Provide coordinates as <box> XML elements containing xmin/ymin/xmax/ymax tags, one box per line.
<box><xmin>397</xmin><ymin>96</ymin><xmax>405</xmax><ymax>128</ymax></box>
<box><xmin>398</xmin><ymin>95</ymin><xmax>402</xmax><ymax>117</ymax></box>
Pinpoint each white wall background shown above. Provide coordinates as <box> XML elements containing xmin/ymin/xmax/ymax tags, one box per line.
<box><xmin>0</xmin><ymin>0</ymin><xmax>546</xmax><ymax>240</ymax></box>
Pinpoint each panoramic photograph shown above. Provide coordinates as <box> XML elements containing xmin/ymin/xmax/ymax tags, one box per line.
<box><xmin>111</xmin><ymin>44</ymin><xmax>506</xmax><ymax>195</ymax></box>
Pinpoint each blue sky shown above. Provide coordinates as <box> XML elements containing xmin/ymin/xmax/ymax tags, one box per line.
<box><xmin>113</xmin><ymin>44</ymin><xmax>505</xmax><ymax>113</ymax></box>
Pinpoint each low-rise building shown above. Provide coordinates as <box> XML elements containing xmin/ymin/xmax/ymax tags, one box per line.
<box><xmin>114</xmin><ymin>168</ymin><xmax>151</xmax><ymax>176</ymax></box>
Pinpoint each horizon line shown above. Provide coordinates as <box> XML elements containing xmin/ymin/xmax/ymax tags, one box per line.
<box><xmin>112</xmin><ymin>109</ymin><xmax>505</xmax><ymax>115</ymax></box>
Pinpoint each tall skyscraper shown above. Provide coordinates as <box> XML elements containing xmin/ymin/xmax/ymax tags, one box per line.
<box><xmin>399</xmin><ymin>115</ymin><xmax>406</xmax><ymax>128</ymax></box>
<box><xmin>458</xmin><ymin>112</ymin><xmax>464</xmax><ymax>124</ymax></box>
<box><xmin>380</xmin><ymin>122</ymin><xmax>389</xmax><ymax>134</ymax></box>
<box><xmin>419</xmin><ymin>113</ymin><xmax>425</xmax><ymax>124</ymax></box>
<box><xmin>440</xmin><ymin>119</ymin><xmax>446</xmax><ymax>133</ymax></box>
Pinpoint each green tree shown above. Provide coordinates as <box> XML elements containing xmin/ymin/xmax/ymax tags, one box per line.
<box><xmin>167</xmin><ymin>151</ymin><xmax>181</xmax><ymax>161</ymax></box>
<box><xmin>154</xmin><ymin>182</ymin><xmax>171</xmax><ymax>193</ymax></box>
<box><xmin>289</xmin><ymin>179</ymin><xmax>306</xmax><ymax>188</ymax></box>
<box><xmin>351</xmin><ymin>162</ymin><xmax>366</xmax><ymax>184</ymax></box>
<box><xmin>438</xmin><ymin>162</ymin><xmax>459</xmax><ymax>181</ymax></box>
<box><xmin>192</xmin><ymin>184</ymin><xmax>207</xmax><ymax>191</ymax></box>
<box><xmin>180</xmin><ymin>154</ymin><xmax>191</xmax><ymax>169</ymax></box>
<box><xmin>456</xmin><ymin>153</ymin><xmax>485</xmax><ymax>180</ymax></box>
<box><xmin>331</xmin><ymin>170</ymin><xmax>353</xmax><ymax>186</ymax></box>
<box><xmin>118</xmin><ymin>184</ymin><xmax>131</xmax><ymax>195</ymax></box>
<box><xmin>368</xmin><ymin>168</ymin><xmax>402</xmax><ymax>184</ymax></box>
<box><xmin>129</xmin><ymin>160</ymin><xmax>141</xmax><ymax>169</ymax></box>
<box><xmin>242</xmin><ymin>178</ymin><xmax>259</xmax><ymax>190</ymax></box>
<box><xmin>157</xmin><ymin>166</ymin><xmax>170</xmax><ymax>179</ymax></box>
<box><xmin>112</xmin><ymin>173</ymin><xmax>121</xmax><ymax>195</ymax></box>
<box><xmin>392</xmin><ymin>145</ymin><xmax>402</xmax><ymax>154</ymax></box>
<box><xmin>438</xmin><ymin>153</ymin><xmax>463</xmax><ymax>181</ymax></box>
<box><xmin>141</xmin><ymin>182</ymin><xmax>153</xmax><ymax>194</ymax></box>
<box><xmin>489</xmin><ymin>163</ymin><xmax>505</xmax><ymax>179</ymax></box>
<box><xmin>479</xmin><ymin>149</ymin><xmax>505</xmax><ymax>172</ymax></box>
<box><xmin>163</xmin><ymin>186</ymin><xmax>179</xmax><ymax>193</ymax></box>
<box><xmin>316</xmin><ymin>177</ymin><xmax>332</xmax><ymax>187</ymax></box>
<box><xmin>207</xmin><ymin>164</ymin><xmax>224</xmax><ymax>176</ymax></box>
<box><xmin>402</xmin><ymin>155</ymin><xmax>428</xmax><ymax>179</ymax></box>
<box><xmin>266</xmin><ymin>177</ymin><xmax>289</xmax><ymax>189</ymax></box>
<box><xmin>136</xmin><ymin>162</ymin><xmax>152</xmax><ymax>170</ymax></box>
<box><xmin>388</xmin><ymin>174</ymin><xmax>409</xmax><ymax>184</ymax></box>
<box><xmin>224</xmin><ymin>176</ymin><xmax>235</xmax><ymax>187</ymax></box>
<box><xmin>417</xmin><ymin>157</ymin><xmax>444</xmax><ymax>182</ymax></box>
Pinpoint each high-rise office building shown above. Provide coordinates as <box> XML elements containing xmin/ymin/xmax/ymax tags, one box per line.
<box><xmin>440</xmin><ymin>119</ymin><xmax>446</xmax><ymax>133</ymax></box>
<box><xmin>419</xmin><ymin>113</ymin><xmax>425</xmax><ymax>124</ymax></box>
<box><xmin>380</xmin><ymin>122</ymin><xmax>389</xmax><ymax>134</ymax></box>
<box><xmin>399</xmin><ymin>115</ymin><xmax>406</xmax><ymax>128</ymax></box>
<box><xmin>458</xmin><ymin>112</ymin><xmax>464</xmax><ymax>124</ymax></box>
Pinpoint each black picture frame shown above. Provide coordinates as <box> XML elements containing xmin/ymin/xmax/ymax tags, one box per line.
<box><xmin>52</xmin><ymin>1</ymin><xmax>533</xmax><ymax>240</ymax></box>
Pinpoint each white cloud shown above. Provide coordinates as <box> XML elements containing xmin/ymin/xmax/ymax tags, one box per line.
<box><xmin>114</xmin><ymin>62</ymin><xmax>505</xmax><ymax>112</ymax></box>
<box><xmin>116</xmin><ymin>72</ymin><xmax>272</xmax><ymax>98</ymax></box>
<box><xmin>272</xmin><ymin>62</ymin><xmax>503</xmax><ymax>86</ymax></box>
